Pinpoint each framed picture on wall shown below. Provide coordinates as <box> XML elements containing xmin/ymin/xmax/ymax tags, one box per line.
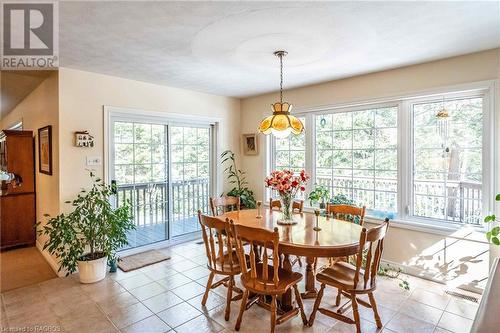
<box><xmin>242</xmin><ymin>133</ymin><xmax>258</xmax><ymax>156</ymax></box>
<box><xmin>38</xmin><ymin>125</ymin><xmax>52</xmax><ymax>175</ymax></box>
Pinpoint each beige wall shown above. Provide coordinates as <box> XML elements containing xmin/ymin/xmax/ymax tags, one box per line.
<box><xmin>57</xmin><ymin>67</ymin><xmax>241</xmax><ymax>211</ymax></box>
<box><xmin>240</xmin><ymin>48</ymin><xmax>500</xmax><ymax>290</ymax></box>
<box><xmin>0</xmin><ymin>72</ymin><xmax>60</xmax><ymax>250</ymax></box>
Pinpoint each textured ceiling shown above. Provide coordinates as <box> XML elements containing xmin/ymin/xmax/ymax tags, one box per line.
<box><xmin>59</xmin><ymin>1</ymin><xmax>500</xmax><ymax>98</ymax></box>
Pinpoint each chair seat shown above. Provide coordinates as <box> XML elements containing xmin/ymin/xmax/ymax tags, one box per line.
<box><xmin>240</xmin><ymin>263</ymin><xmax>302</xmax><ymax>295</ymax></box>
<box><xmin>210</xmin><ymin>250</ymin><xmax>242</xmax><ymax>274</ymax></box>
<box><xmin>316</xmin><ymin>261</ymin><xmax>367</xmax><ymax>291</ymax></box>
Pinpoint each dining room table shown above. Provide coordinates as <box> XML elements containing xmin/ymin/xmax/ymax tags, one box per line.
<box><xmin>216</xmin><ymin>207</ymin><xmax>363</xmax><ymax>312</ymax></box>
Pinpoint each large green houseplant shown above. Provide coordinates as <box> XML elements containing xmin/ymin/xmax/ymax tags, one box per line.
<box><xmin>38</xmin><ymin>172</ymin><xmax>135</xmax><ymax>283</ymax></box>
<box><xmin>221</xmin><ymin>150</ymin><xmax>256</xmax><ymax>208</ymax></box>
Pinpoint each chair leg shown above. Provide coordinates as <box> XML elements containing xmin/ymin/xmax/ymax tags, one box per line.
<box><xmin>368</xmin><ymin>292</ymin><xmax>383</xmax><ymax>328</ymax></box>
<box><xmin>335</xmin><ymin>288</ymin><xmax>342</xmax><ymax>306</ymax></box>
<box><xmin>293</xmin><ymin>285</ymin><xmax>308</xmax><ymax>325</ymax></box>
<box><xmin>270</xmin><ymin>295</ymin><xmax>277</xmax><ymax>333</ymax></box>
<box><xmin>308</xmin><ymin>283</ymin><xmax>325</xmax><ymax>326</ymax></box>
<box><xmin>202</xmin><ymin>271</ymin><xmax>215</xmax><ymax>306</ymax></box>
<box><xmin>297</xmin><ymin>256</ymin><xmax>303</xmax><ymax>267</ymax></box>
<box><xmin>225</xmin><ymin>276</ymin><xmax>233</xmax><ymax>321</ymax></box>
<box><xmin>351</xmin><ymin>293</ymin><xmax>361</xmax><ymax>333</ymax></box>
<box><xmin>235</xmin><ymin>289</ymin><xmax>249</xmax><ymax>331</ymax></box>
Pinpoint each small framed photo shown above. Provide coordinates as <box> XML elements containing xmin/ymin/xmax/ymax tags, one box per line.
<box><xmin>242</xmin><ymin>133</ymin><xmax>258</xmax><ymax>156</ymax></box>
<box><xmin>38</xmin><ymin>125</ymin><xmax>52</xmax><ymax>175</ymax></box>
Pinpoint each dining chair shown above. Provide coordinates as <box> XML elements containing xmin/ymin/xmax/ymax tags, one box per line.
<box><xmin>269</xmin><ymin>198</ymin><xmax>304</xmax><ymax>267</ymax></box>
<box><xmin>269</xmin><ymin>198</ymin><xmax>304</xmax><ymax>212</ymax></box>
<box><xmin>197</xmin><ymin>211</ymin><xmax>243</xmax><ymax>321</ymax></box>
<box><xmin>308</xmin><ymin>218</ymin><xmax>390</xmax><ymax>333</ymax></box>
<box><xmin>230</xmin><ymin>221</ymin><xmax>308</xmax><ymax>333</ymax></box>
<box><xmin>326</xmin><ymin>203</ymin><xmax>366</xmax><ymax>226</ymax></box>
<box><xmin>210</xmin><ymin>196</ymin><xmax>240</xmax><ymax>216</ymax></box>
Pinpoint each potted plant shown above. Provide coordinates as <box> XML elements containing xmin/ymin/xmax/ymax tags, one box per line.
<box><xmin>308</xmin><ymin>184</ymin><xmax>330</xmax><ymax>209</ymax></box>
<box><xmin>37</xmin><ymin>172</ymin><xmax>135</xmax><ymax>283</ymax></box>
<box><xmin>484</xmin><ymin>193</ymin><xmax>500</xmax><ymax>267</ymax></box>
<box><xmin>221</xmin><ymin>150</ymin><xmax>257</xmax><ymax>208</ymax></box>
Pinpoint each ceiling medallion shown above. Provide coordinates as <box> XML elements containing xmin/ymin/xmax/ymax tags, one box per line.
<box><xmin>258</xmin><ymin>50</ymin><xmax>304</xmax><ymax>139</ymax></box>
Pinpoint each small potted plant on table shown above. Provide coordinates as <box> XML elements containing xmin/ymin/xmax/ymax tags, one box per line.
<box><xmin>38</xmin><ymin>172</ymin><xmax>135</xmax><ymax>283</ymax></box>
<box><xmin>308</xmin><ymin>184</ymin><xmax>330</xmax><ymax>209</ymax></box>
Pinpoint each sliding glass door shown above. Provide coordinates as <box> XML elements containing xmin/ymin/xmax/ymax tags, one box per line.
<box><xmin>110</xmin><ymin>117</ymin><xmax>212</xmax><ymax>249</ymax></box>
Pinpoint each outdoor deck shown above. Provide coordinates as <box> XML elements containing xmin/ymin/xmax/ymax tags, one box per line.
<box><xmin>123</xmin><ymin>216</ymin><xmax>200</xmax><ymax>249</ymax></box>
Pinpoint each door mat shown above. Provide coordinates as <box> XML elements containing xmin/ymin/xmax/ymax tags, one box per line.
<box><xmin>118</xmin><ymin>250</ymin><xmax>170</xmax><ymax>272</ymax></box>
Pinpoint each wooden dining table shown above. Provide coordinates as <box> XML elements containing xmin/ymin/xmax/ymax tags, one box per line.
<box><xmin>217</xmin><ymin>208</ymin><xmax>363</xmax><ymax>310</ymax></box>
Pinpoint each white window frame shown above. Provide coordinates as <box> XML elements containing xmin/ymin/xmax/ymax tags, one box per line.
<box><xmin>103</xmin><ymin>106</ymin><xmax>221</xmax><ymax>254</ymax></box>
<box><xmin>266</xmin><ymin>80</ymin><xmax>496</xmax><ymax>232</ymax></box>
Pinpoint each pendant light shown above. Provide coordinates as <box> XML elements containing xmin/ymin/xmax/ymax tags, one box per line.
<box><xmin>258</xmin><ymin>51</ymin><xmax>304</xmax><ymax>138</ymax></box>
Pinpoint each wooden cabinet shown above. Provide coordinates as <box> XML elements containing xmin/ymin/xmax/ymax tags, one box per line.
<box><xmin>0</xmin><ymin>130</ymin><xmax>36</xmax><ymax>250</ymax></box>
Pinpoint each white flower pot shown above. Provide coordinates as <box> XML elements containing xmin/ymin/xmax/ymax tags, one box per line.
<box><xmin>77</xmin><ymin>255</ymin><xmax>107</xmax><ymax>283</ymax></box>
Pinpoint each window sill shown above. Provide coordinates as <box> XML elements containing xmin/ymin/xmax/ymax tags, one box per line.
<box><xmin>298</xmin><ymin>205</ymin><xmax>488</xmax><ymax>243</ymax></box>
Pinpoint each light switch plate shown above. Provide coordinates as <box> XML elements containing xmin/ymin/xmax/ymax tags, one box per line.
<box><xmin>86</xmin><ymin>156</ymin><xmax>102</xmax><ymax>166</ymax></box>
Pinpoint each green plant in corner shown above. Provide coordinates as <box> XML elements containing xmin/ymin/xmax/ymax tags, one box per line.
<box><xmin>484</xmin><ymin>193</ymin><xmax>500</xmax><ymax>245</ymax></box>
<box><xmin>221</xmin><ymin>150</ymin><xmax>256</xmax><ymax>209</ymax></box>
<box><xmin>308</xmin><ymin>184</ymin><xmax>330</xmax><ymax>209</ymax></box>
<box><xmin>37</xmin><ymin>172</ymin><xmax>136</xmax><ymax>276</ymax></box>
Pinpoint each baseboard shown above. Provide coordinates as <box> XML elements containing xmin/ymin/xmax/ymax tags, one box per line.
<box><xmin>380</xmin><ymin>259</ymin><xmax>484</xmax><ymax>294</ymax></box>
<box><xmin>36</xmin><ymin>240</ymin><xmax>65</xmax><ymax>277</ymax></box>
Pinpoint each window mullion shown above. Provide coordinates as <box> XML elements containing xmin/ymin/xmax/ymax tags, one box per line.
<box><xmin>305</xmin><ymin>113</ymin><xmax>315</xmax><ymax>199</ymax></box>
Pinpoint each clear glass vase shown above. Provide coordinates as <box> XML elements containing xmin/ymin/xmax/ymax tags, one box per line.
<box><xmin>280</xmin><ymin>193</ymin><xmax>294</xmax><ymax>223</ymax></box>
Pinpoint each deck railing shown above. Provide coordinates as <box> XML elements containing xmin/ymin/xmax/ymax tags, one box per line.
<box><xmin>116</xmin><ymin>178</ymin><xmax>210</xmax><ymax>228</ymax></box>
<box><xmin>317</xmin><ymin>176</ymin><xmax>482</xmax><ymax>225</ymax></box>
<box><xmin>117</xmin><ymin>176</ymin><xmax>482</xmax><ymax>228</ymax></box>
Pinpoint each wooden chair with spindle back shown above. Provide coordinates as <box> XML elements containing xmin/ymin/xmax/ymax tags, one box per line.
<box><xmin>326</xmin><ymin>203</ymin><xmax>366</xmax><ymax>226</ymax></box>
<box><xmin>210</xmin><ymin>196</ymin><xmax>240</xmax><ymax>216</ymax></box>
<box><xmin>269</xmin><ymin>198</ymin><xmax>304</xmax><ymax>267</ymax></box>
<box><xmin>269</xmin><ymin>198</ymin><xmax>304</xmax><ymax>212</ymax></box>
<box><xmin>197</xmin><ymin>211</ymin><xmax>243</xmax><ymax>321</ymax></box>
<box><xmin>308</xmin><ymin>218</ymin><xmax>390</xmax><ymax>333</ymax></box>
<box><xmin>230</xmin><ymin>221</ymin><xmax>308</xmax><ymax>333</ymax></box>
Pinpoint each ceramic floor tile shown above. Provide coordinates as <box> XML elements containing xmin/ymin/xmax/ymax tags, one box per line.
<box><xmin>129</xmin><ymin>282</ymin><xmax>166</xmax><ymax>301</ymax></box>
<box><xmin>108</xmin><ymin>302</ymin><xmax>153</xmax><ymax>329</ymax></box>
<box><xmin>171</xmin><ymin>281</ymin><xmax>206</xmax><ymax>301</ymax></box>
<box><xmin>444</xmin><ymin>297</ymin><xmax>478</xmax><ymax>320</ymax></box>
<box><xmin>144</xmin><ymin>266</ymin><xmax>179</xmax><ymax>281</ymax></box>
<box><xmin>188</xmin><ymin>291</ymin><xmax>227</xmax><ymax>313</ymax></box>
<box><xmin>329</xmin><ymin>319</ymin><xmax>380</xmax><ymax>333</ymax></box>
<box><xmin>156</xmin><ymin>273</ymin><xmax>192</xmax><ymax>290</ymax></box>
<box><xmin>97</xmin><ymin>291</ymin><xmax>139</xmax><ymax>315</ymax></box>
<box><xmin>174</xmin><ymin>314</ymin><xmax>223</xmax><ymax>333</ymax></box>
<box><xmin>437</xmin><ymin>311</ymin><xmax>473</xmax><ymax>333</ymax></box>
<box><xmin>410</xmin><ymin>288</ymin><xmax>451</xmax><ymax>310</ymax></box>
<box><xmin>386</xmin><ymin>312</ymin><xmax>435</xmax><ymax>333</ymax></box>
<box><xmin>157</xmin><ymin>302</ymin><xmax>202</xmax><ymax>328</ymax></box>
<box><xmin>357</xmin><ymin>303</ymin><xmax>396</xmax><ymax>326</ymax></box>
<box><xmin>182</xmin><ymin>266</ymin><xmax>211</xmax><ymax>280</ymax></box>
<box><xmin>142</xmin><ymin>291</ymin><xmax>183</xmax><ymax>313</ymax></box>
<box><xmin>398</xmin><ymin>299</ymin><xmax>444</xmax><ymax>325</ymax></box>
<box><xmin>121</xmin><ymin>315</ymin><xmax>171</xmax><ymax>333</ymax></box>
<box><xmin>171</xmin><ymin>260</ymin><xmax>199</xmax><ymax>272</ymax></box>
<box><xmin>118</xmin><ymin>273</ymin><xmax>154</xmax><ymax>291</ymax></box>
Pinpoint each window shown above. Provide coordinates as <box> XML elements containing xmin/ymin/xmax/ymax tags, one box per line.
<box><xmin>315</xmin><ymin>107</ymin><xmax>398</xmax><ymax>218</ymax></box>
<box><xmin>411</xmin><ymin>96</ymin><xmax>484</xmax><ymax>224</ymax></box>
<box><xmin>275</xmin><ymin>117</ymin><xmax>306</xmax><ymax>172</ymax></box>
<box><xmin>269</xmin><ymin>86</ymin><xmax>491</xmax><ymax>227</ymax></box>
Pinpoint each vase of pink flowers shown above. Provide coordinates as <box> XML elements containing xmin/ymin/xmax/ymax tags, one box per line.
<box><xmin>265</xmin><ymin>169</ymin><xmax>310</xmax><ymax>224</ymax></box>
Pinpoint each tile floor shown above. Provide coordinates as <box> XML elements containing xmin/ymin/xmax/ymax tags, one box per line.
<box><xmin>0</xmin><ymin>240</ymin><xmax>480</xmax><ymax>333</ymax></box>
